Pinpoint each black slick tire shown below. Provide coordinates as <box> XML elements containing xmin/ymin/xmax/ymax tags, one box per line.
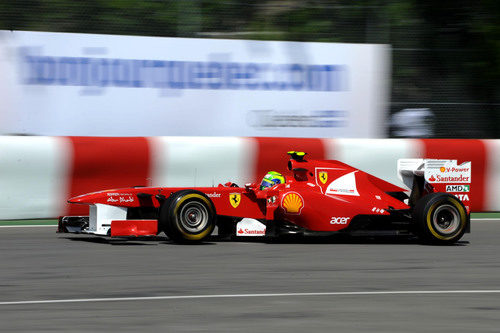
<box><xmin>413</xmin><ymin>192</ymin><xmax>468</xmax><ymax>244</ymax></box>
<box><xmin>159</xmin><ymin>190</ymin><xmax>216</xmax><ymax>243</ymax></box>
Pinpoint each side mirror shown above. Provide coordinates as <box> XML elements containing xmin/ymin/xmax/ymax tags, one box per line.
<box><xmin>245</xmin><ymin>183</ymin><xmax>256</xmax><ymax>191</ymax></box>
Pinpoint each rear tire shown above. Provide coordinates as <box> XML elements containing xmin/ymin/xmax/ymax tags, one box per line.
<box><xmin>159</xmin><ymin>190</ymin><xmax>216</xmax><ymax>243</ymax></box>
<box><xmin>413</xmin><ymin>193</ymin><xmax>468</xmax><ymax>244</ymax></box>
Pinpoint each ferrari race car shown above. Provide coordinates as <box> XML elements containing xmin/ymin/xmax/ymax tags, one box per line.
<box><xmin>58</xmin><ymin>151</ymin><xmax>471</xmax><ymax>244</ymax></box>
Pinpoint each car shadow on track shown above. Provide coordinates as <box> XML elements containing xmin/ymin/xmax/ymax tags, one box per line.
<box><xmin>214</xmin><ymin>235</ymin><xmax>470</xmax><ymax>246</ymax></box>
<box><xmin>62</xmin><ymin>236</ymin><xmax>158</xmax><ymax>245</ymax></box>
<box><xmin>58</xmin><ymin>235</ymin><xmax>468</xmax><ymax>247</ymax></box>
<box><xmin>60</xmin><ymin>235</ymin><xmax>217</xmax><ymax>246</ymax></box>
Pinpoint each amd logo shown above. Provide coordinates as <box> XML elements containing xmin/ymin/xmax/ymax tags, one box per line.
<box><xmin>446</xmin><ymin>185</ymin><xmax>469</xmax><ymax>193</ymax></box>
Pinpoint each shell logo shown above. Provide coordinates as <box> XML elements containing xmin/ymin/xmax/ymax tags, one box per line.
<box><xmin>281</xmin><ymin>192</ymin><xmax>304</xmax><ymax>214</ymax></box>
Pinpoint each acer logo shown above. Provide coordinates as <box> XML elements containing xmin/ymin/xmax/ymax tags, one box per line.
<box><xmin>330</xmin><ymin>217</ymin><xmax>350</xmax><ymax>225</ymax></box>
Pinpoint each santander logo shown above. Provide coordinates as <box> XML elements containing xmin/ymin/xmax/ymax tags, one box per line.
<box><xmin>236</xmin><ymin>219</ymin><xmax>266</xmax><ymax>236</ymax></box>
<box><xmin>237</xmin><ymin>228</ymin><xmax>265</xmax><ymax>235</ymax></box>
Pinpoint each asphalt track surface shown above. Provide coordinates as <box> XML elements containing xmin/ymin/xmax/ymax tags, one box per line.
<box><xmin>1</xmin><ymin>221</ymin><xmax>500</xmax><ymax>332</ymax></box>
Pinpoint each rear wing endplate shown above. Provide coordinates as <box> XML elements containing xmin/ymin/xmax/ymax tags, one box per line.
<box><xmin>398</xmin><ymin>158</ymin><xmax>471</xmax><ymax>212</ymax></box>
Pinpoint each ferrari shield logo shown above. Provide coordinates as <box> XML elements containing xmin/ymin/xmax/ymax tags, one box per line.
<box><xmin>230</xmin><ymin>193</ymin><xmax>241</xmax><ymax>208</ymax></box>
<box><xmin>319</xmin><ymin>171</ymin><xmax>328</xmax><ymax>184</ymax></box>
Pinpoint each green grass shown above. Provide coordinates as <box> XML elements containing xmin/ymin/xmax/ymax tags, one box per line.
<box><xmin>471</xmin><ymin>212</ymin><xmax>500</xmax><ymax>219</ymax></box>
<box><xmin>0</xmin><ymin>219</ymin><xmax>57</xmax><ymax>226</ymax></box>
<box><xmin>0</xmin><ymin>212</ymin><xmax>499</xmax><ymax>226</ymax></box>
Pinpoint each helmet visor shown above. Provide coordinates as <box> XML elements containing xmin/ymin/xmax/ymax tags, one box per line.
<box><xmin>260</xmin><ymin>178</ymin><xmax>280</xmax><ymax>190</ymax></box>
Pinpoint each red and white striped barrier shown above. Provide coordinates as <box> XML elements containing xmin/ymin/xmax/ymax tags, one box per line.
<box><xmin>0</xmin><ymin>136</ymin><xmax>495</xmax><ymax>219</ymax></box>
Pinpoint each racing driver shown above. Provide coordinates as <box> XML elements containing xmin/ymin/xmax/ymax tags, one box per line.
<box><xmin>260</xmin><ymin>171</ymin><xmax>285</xmax><ymax>190</ymax></box>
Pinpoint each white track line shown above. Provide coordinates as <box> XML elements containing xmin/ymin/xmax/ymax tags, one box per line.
<box><xmin>2</xmin><ymin>290</ymin><xmax>500</xmax><ymax>306</ymax></box>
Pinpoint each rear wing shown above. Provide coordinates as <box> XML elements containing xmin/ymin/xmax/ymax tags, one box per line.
<box><xmin>398</xmin><ymin>159</ymin><xmax>471</xmax><ymax>212</ymax></box>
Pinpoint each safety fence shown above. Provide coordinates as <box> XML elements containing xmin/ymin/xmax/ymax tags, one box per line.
<box><xmin>0</xmin><ymin>136</ymin><xmax>498</xmax><ymax>219</ymax></box>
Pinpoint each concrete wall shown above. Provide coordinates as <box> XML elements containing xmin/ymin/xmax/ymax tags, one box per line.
<box><xmin>0</xmin><ymin>136</ymin><xmax>496</xmax><ymax>219</ymax></box>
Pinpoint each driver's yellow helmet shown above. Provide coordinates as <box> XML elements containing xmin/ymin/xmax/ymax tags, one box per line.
<box><xmin>260</xmin><ymin>171</ymin><xmax>285</xmax><ymax>190</ymax></box>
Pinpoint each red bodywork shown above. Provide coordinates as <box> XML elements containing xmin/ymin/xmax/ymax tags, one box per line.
<box><xmin>68</xmin><ymin>157</ymin><xmax>410</xmax><ymax>235</ymax></box>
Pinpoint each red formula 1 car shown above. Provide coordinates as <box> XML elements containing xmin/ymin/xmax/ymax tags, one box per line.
<box><xmin>58</xmin><ymin>151</ymin><xmax>471</xmax><ymax>244</ymax></box>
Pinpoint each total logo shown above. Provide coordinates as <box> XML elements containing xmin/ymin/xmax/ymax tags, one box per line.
<box><xmin>455</xmin><ymin>194</ymin><xmax>470</xmax><ymax>202</ymax></box>
<box><xmin>446</xmin><ymin>185</ymin><xmax>469</xmax><ymax>193</ymax></box>
<box><xmin>330</xmin><ymin>217</ymin><xmax>350</xmax><ymax>225</ymax></box>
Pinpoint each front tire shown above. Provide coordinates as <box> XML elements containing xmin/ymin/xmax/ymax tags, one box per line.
<box><xmin>413</xmin><ymin>193</ymin><xmax>468</xmax><ymax>244</ymax></box>
<box><xmin>159</xmin><ymin>190</ymin><xmax>216</xmax><ymax>243</ymax></box>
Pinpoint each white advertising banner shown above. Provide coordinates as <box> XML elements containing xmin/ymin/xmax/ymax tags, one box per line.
<box><xmin>0</xmin><ymin>31</ymin><xmax>390</xmax><ymax>137</ymax></box>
